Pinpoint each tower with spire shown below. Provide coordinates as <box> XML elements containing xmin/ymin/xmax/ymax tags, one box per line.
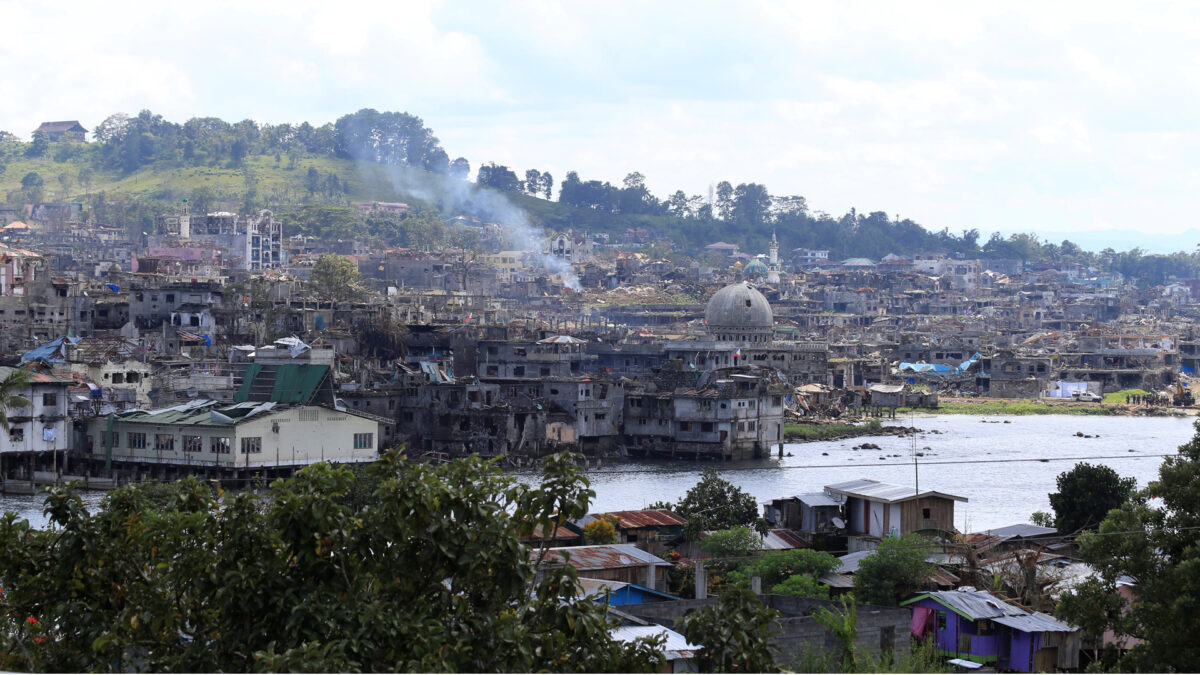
<box><xmin>767</xmin><ymin>231</ymin><xmax>781</xmax><ymax>284</ymax></box>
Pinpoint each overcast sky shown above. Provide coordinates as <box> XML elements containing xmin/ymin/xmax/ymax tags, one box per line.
<box><xmin>4</xmin><ymin>1</ymin><xmax>1200</xmax><ymax>247</ymax></box>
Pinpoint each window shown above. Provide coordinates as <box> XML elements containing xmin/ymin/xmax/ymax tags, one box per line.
<box><xmin>41</xmin><ymin>393</ymin><xmax>56</xmax><ymax>407</ymax></box>
<box><xmin>679</xmin><ymin>422</ymin><xmax>691</xmax><ymax>432</ymax></box>
<box><xmin>353</xmin><ymin>433</ymin><xmax>373</xmax><ymax>449</ymax></box>
<box><xmin>701</xmin><ymin>422</ymin><xmax>714</xmax><ymax>432</ymax></box>
<box><xmin>513</xmin><ymin>366</ymin><xmax>525</xmax><ymax>377</ymax></box>
<box><xmin>937</xmin><ymin>611</ymin><xmax>947</xmax><ymax>631</ymax></box>
<box><xmin>9</xmin><ymin>427</ymin><xmax>23</xmax><ymax>442</ymax></box>
<box><xmin>922</xmin><ymin>508</ymin><xmax>931</xmax><ymax>519</ymax></box>
<box><xmin>128</xmin><ymin>432</ymin><xmax>147</xmax><ymax>449</ymax></box>
<box><xmin>299</xmin><ymin>409</ymin><xmax>319</xmax><ymax>422</ymax></box>
<box><xmin>183</xmin><ymin>435</ymin><xmax>202</xmax><ymax>453</ymax></box>
<box><xmin>211</xmin><ymin>437</ymin><xmax>231</xmax><ymax>454</ymax></box>
<box><xmin>154</xmin><ymin>434</ymin><xmax>175</xmax><ymax>452</ymax></box>
<box><xmin>240</xmin><ymin>437</ymin><xmax>262</xmax><ymax>454</ymax></box>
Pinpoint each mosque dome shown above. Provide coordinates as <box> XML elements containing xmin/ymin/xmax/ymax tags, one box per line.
<box><xmin>705</xmin><ymin>282</ymin><xmax>774</xmax><ymax>343</ymax></box>
<box><xmin>744</xmin><ymin>259</ymin><xmax>769</xmax><ymax>277</ymax></box>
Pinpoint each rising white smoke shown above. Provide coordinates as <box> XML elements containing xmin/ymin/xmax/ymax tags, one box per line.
<box><xmin>366</xmin><ymin>163</ymin><xmax>582</xmax><ymax>290</ymax></box>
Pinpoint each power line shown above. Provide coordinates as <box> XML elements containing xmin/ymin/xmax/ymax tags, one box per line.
<box><xmin>568</xmin><ymin>452</ymin><xmax>1181</xmax><ymax>476</ymax></box>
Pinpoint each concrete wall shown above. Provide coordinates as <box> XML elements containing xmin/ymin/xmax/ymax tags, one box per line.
<box><xmin>623</xmin><ymin>594</ymin><xmax>910</xmax><ymax>668</ymax></box>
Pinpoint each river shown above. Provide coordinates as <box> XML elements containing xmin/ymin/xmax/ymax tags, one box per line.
<box><xmin>2</xmin><ymin>415</ymin><xmax>1195</xmax><ymax>532</ymax></box>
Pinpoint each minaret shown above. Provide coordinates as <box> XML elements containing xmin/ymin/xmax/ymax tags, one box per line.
<box><xmin>767</xmin><ymin>231</ymin><xmax>780</xmax><ymax>284</ymax></box>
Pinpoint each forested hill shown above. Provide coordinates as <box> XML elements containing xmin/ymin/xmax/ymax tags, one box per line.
<box><xmin>1</xmin><ymin>109</ymin><xmax>1195</xmax><ymax>282</ymax></box>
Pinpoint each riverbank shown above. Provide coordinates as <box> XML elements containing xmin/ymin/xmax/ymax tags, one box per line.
<box><xmin>783</xmin><ymin>419</ymin><xmax>921</xmax><ymax>442</ymax></box>
<box><xmin>899</xmin><ymin>396</ymin><xmax>1193</xmax><ymax>417</ymax></box>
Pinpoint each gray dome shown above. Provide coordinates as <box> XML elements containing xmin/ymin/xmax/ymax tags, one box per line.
<box><xmin>706</xmin><ymin>282</ymin><xmax>773</xmax><ymax>338</ymax></box>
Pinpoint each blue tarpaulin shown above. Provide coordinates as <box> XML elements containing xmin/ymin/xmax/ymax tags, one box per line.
<box><xmin>105</xmin><ymin>283</ymin><xmax>120</xmax><ymax>292</ymax></box>
<box><xmin>21</xmin><ymin>336</ymin><xmax>81</xmax><ymax>364</ymax></box>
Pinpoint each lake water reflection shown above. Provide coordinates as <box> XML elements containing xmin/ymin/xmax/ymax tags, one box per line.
<box><xmin>1</xmin><ymin>415</ymin><xmax>1193</xmax><ymax>533</ymax></box>
<box><xmin>537</xmin><ymin>414</ymin><xmax>1197</xmax><ymax>532</ymax></box>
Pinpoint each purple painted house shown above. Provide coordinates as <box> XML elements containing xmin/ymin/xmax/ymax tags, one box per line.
<box><xmin>902</xmin><ymin>587</ymin><xmax>1080</xmax><ymax>672</ymax></box>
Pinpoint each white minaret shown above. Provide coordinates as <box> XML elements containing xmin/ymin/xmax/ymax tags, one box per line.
<box><xmin>767</xmin><ymin>231</ymin><xmax>780</xmax><ymax>284</ymax></box>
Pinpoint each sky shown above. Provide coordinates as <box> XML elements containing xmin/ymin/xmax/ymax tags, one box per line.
<box><xmin>4</xmin><ymin>1</ymin><xmax>1200</xmax><ymax>250</ymax></box>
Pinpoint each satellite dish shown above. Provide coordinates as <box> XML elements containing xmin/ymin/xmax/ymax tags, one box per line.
<box><xmin>832</xmin><ymin>517</ymin><xmax>846</xmax><ymax>530</ymax></box>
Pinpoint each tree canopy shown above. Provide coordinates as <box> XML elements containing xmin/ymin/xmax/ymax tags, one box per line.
<box><xmin>0</xmin><ymin>451</ymin><xmax>668</xmax><ymax>672</ymax></box>
<box><xmin>1056</xmin><ymin>421</ymin><xmax>1200</xmax><ymax>671</ymax></box>
<box><xmin>656</xmin><ymin>468</ymin><xmax>769</xmax><ymax>539</ymax></box>
<box><xmin>1048</xmin><ymin>462</ymin><xmax>1137</xmax><ymax>534</ymax></box>
<box><xmin>308</xmin><ymin>254</ymin><xmax>363</xmax><ymax>302</ymax></box>
<box><xmin>852</xmin><ymin>534</ymin><xmax>933</xmax><ymax>606</ymax></box>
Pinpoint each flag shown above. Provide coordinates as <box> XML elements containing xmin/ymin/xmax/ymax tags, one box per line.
<box><xmin>732</xmin><ymin>348</ymin><xmax>741</xmax><ymax>358</ymax></box>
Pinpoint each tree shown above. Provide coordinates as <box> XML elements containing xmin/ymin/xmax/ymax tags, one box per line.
<box><xmin>1056</xmin><ymin>420</ymin><xmax>1200</xmax><ymax>671</ymax></box>
<box><xmin>0</xmin><ymin>450</ymin><xmax>669</xmax><ymax>672</ymax></box>
<box><xmin>811</xmin><ymin>595</ymin><xmax>859</xmax><ymax>671</ymax></box>
<box><xmin>699</xmin><ymin>526</ymin><xmax>761</xmax><ymax>559</ymax></box>
<box><xmin>476</xmin><ymin>162</ymin><xmax>521</xmax><ymax>192</ymax></box>
<box><xmin>663</xmin><ymin>469</ymin><xmax>769</xmax><ymax>539</ymax></box>
<box><xmin>0</xmin><ymin>368</ymin><xmax>31</xmax><ymax>430</ymax></box>
<box><xmin>732</xmin><ymin>183</ymin><xmax>771</xmax><ymax>224</ymax></box>
<box><xmin>853</xmin><ymin>534</ymin><xmax>933</xmax><ymax>606</ymax></box>
<box><xmin>714</xmin><ymin>181</ymin><xmax>734</xmax><ymax>220</ymax></box>
<box><xmin>20</xmin><ymin>172</ymin><xmax>43</xmax><ymax>203</ymax></box>
<box><xmin>308</xmin><ymin>254</ymin><xmax>362</xmax><ymax>301</ymax></box>
<box><xmin>524</xmin><ymin>169</ymin><xmax>542</xmax><ymax>196</ymax></box>
<box><xmin>93</xmin><ymin>113</ymin><xmax>131</xmax><ymax>143</ymax></box>
<box><xmin>726</xmin><ymin>549</ymin><xmax>839</xmax><ymax>599</ymax></box>
<box><xmin>582</xmin><ymin>515</ymin><xmax>619</xmax><ymax>544</ymax></box>
<box><xmin>305</xmin><ymin>166</ymin><xmax>320</xmax><ymax>194</ymax></box>
<box><xmin>24</xmin><ymin>130</ymin><xmax>48</xmax><ymax>158</ymax></box>
<box><xmin>1048</xmin><ymin>462</ymin><xmax>1136</xmax><ymax>534</ymax></box>
<box><xmin>1029</xmin><ymin>510</ymin><xmax>1054</xmax><ymax>527</ymax></box>
<box><xmin>448</xmin><ymin>156</ymin><xmax>470</xmax><ymax>180</ymax></box>
<box><xmin>678</xmin><ymin>586</ymin><xmax>780</xmax><ymax>673</ymax></box>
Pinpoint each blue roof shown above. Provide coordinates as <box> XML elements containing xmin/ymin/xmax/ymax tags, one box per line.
<box><xmin>21</xmin><ymin>336</ymin><xmax>81</xmax><ymax>364</ymax></box>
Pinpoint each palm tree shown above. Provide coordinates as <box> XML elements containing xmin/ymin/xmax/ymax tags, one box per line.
<box><xmin>0</xmin><ymin>368</ymin><xmax>31</xmax><ymax>430</ymax></box>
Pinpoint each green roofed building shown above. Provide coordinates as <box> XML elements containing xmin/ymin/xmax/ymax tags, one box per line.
<box><xmin>86</xmin><ymin>397</ymin><xmax>391</xmax><ymax>474</ymax></box>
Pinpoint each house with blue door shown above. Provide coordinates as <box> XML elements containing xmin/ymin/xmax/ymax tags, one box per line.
<box><xmin>902</xmin><ymin>587</ymin><xmax>1080</xmax><ymax>672</ymax></box>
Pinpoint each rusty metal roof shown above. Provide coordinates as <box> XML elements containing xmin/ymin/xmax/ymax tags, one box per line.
<box><xmin>580</xmin><ymin>509</ymin><xmax>687</xmax><ymax>530</ymax></box>
<box><xmin>538</xmin><ymin>544</ymin><xmax>670</xmax><ymax>571</ymax></box>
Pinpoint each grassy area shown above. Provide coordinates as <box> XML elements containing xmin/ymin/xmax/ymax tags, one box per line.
<box><xmin>899</xmin><ymin>399</ymin><xmax>1118</xmax><ymax>416</ymax></box>
<box><xmin>784</xmin><ymin>419</ymin><xmax>884</xmax><ymax>441</ymax></box>
<box><xmin>1103</xmin><ymin>388</ymin><xmax>1150</xmax><ymax>405</ymax></box>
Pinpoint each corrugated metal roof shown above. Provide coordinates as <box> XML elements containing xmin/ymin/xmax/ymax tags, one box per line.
<box><xmin>825</xmin><ymin>478</ymin><xmax>968</xmax><ymax>504</ymax></box>
<box><xmin>763</xmin><ymin>529</ymin><xmax>809</xmax><ymax>550</ymax></box>
<box><xmin>993</xmin><ymin>611</ymin><xmax>1078</xmax><ymax>633</ymax></box>
<box><xmin>0</xmin><ymin>366</ymin><xmax>73</xmax><ymax>385</ymax></box>
<box><xmin>904</xmin><ymin>587</ymin><xmax>1078</xmax><ymax>633</ymax></box>
<box><xmin>539</xmin><ymin>544</ymin><xmax>670</xmax><ymax>570</ymax></box>
<box><xmin>983</xmin><ymin>523</ymin><xmax>1057</xmax><ymax>538</ymax></box>
<box><xmin>797</xmin><ymin>492</ymin><xmax>842</xmax><ymax>507</ymax></box>
<box><xmin>611</xmin><ymin>625</ymin><xmax>699</xmax><ymax>660</ymax></box>
<box><xmin>580</xmin><ymin>509</ymin><xmax>687</xmax><ymax>529</ymax></box>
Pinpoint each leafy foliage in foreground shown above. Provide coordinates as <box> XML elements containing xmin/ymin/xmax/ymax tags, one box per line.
<box><xmin>1056</xmin><ymin>419</ymin><xmax>1200</xmax><ymax>671</ymax></box>
<box><xmin>0</xmin><ymin>451</ymin><xmax>665</xmax><ymax>672</ymax></box>
<box><xmin>678</xmin><ymin>586</ymin><xmax>781</xmax><ymax>673</ymax></box>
